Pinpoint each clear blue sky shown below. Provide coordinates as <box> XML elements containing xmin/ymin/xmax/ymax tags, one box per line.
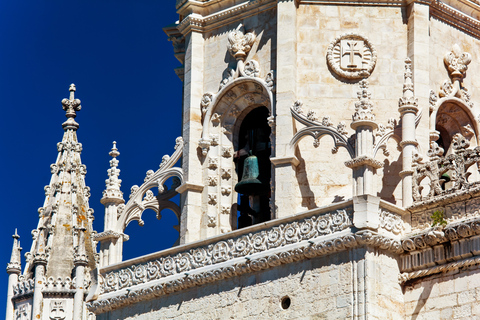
<box><xmin>0</xmin><ymin>1</ymin><xmax>182</xmax><ymax>314</ymax></box>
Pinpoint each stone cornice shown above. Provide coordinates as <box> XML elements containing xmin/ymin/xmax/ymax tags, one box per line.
<box><xmin>175</xmin><ymin>182</ymin><xmax>204</xmax><ymax>194</ymax></box>
<box><xmin>176</xmin><ymin>0</ymin><xmax>276</xmax><ymax>35</ymax></box>
<box><xmin>430</xmin><ymin>1</ymin><xmax>480</xmax><ymax>39</ymax></box>
<box><xmin>93</xmin><ymin>230</ymin><xmax>130</xmax><ymax>242</ymax></box>
<box><xmin>345</xmin><ymin>156</ymin><xmax>383</xmax><ymax>169</ymax></box>
<box><xmin>410</xmin><ymin>183</ymin><xmax>480</xmax><ymax>211</ymax></box>
<box><xmin>399</xmin><ymin>218</ymin><xmax>480</xmax><ymax>282</ymax></box>
<box><xmin>270</xmin><ymin>155</ymin><xmax>300</xmax><ymax>167</ymax></box>
<box><xmin>86</xmin><ymin>199</ymin><xmax>411</xmax><ymax>314</ymax></box>
<box><xmin>87</xmin><ymin>229</ymin><xmax>402</xmax><ymax>314</ymax></box>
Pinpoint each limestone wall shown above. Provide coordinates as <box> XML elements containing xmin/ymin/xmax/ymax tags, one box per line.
<box><xmin>404</xmin><ymin>266</ymin><xmax>480</xmax><ymax>319</ymax></box>
<box><xmin>294</xmin><ymin>4</ymin><xmax>407</xmax><ymax>209</ymax></box>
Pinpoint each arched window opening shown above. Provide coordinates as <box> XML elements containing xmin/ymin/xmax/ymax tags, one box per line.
<box><xmin>234</xmin><ymin>107</ymin><xmax>271</xmax><ymax>228</ymax></box>
<box><xmin>435</xmin><ymin>102</ymin><xmax>477</xmax><ymax>155</ymax></box>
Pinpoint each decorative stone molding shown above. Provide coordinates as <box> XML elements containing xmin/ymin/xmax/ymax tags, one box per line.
<box><xmin>97</xmin><ymin>206</ymin><xmax>354</xmax><ymax>295</ymax></box>
<box><xmin>430</xmin><ymin>45</ymin><xmax>474</xmax><ymax>111</ymax></box>
<box><xmin>426</xmin><ymin>141</ymin><xmax>444</xmax><ymax>161</ymax></box>
<box><xmin>411</xmin><ymin>196</ymin><xmax>480</xmax><ymax>230</ymax></box>
<box><xmin>351</xmin><ymin>80</ymin><xmax>377</xmax><ymax>128</ymax></box>
<box><xmin>12</xmin><ymin>278</ymin><xmax>35</xmax><ymax>298</ymax></box>
<box><xmin>93</xmin><ymin>230</ymin><xmax>129</xmax><ymax>242</ymax></box>
<box><xmin>379</xmin><ymin>209</ymin><xmax>404</xmax><ymax>235</ymax></box>
<box><xmin>401</xmin><ymin>219</ymin><xmax>480</xmax><ymax>252</ymax></box>
<box><xmin>400</xmin><ymin>218</ymin><xmax>480</xmax><ymax>282</ymax></box>
<box><xmin>116</xmin><ymin>137</ymin><xmax>184</xmax><ymax>231</ymax></box>
<box><xmin>227</xmin><ymin>25</ymin><xmax>256</xmax><ymax>61</ymax></box>
<box><xmin>88</xmin><ymin>226</ymin><xmax>402</xmax><ymax>313</ymax></box>
<box><xmin>326</xmin><ymin>33</ymin><xmax>377</xmax><ymax>80</ymax></box>
<box><xmin>289</xmin><ymin>100</ymin><xmax>355</xmax><ymax>158</ymax></box>
<box><xmin>444</xmin><ymin>44</ymin><xmax>472</xmax><ymax>79</ymax></box>
<box><xmin>412</xmin><ymin>134</ymin><xmax>480</xmax><ymax>205</ymax></box>
<box><xmin>374</xmin><ymin>119</ymin><xmax>398</xmax><ymax>157</ymax></box>
<box><xmin>87</xmin><ymin>231</ymin><xmax>402</xmax><ymax>314</ymax></box>
<box><xmin>345</xmin><ymin>156</ymin><xmax>383</xmax><ymax>169</ymax></box>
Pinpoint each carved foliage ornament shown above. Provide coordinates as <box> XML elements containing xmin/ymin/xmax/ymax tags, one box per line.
<box><xmin>227</xmin><ymin>25</ymin><xmax>256</xmax><ymax>61</ymax></box>
<box><xmin>88</xmin><ymin>230</ymin><xmax>402</xmax><ymax>314</ymax></box>
<box><xmin>327</xmin><ymin>33</ymin><xmax>377</xmax><ymax>80</ymax></box>
<box><xmin>100</xmin><ymin>208</ymin><xmax>353</xmax><ymax>294</ymax></box>
<box><xmin>444</xmin><ymin>44</ymin><xmax>471</xmax><ymax>79</ymax></box>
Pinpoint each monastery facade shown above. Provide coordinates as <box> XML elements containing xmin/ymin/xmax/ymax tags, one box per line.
<box><xmin>6</xmin><ymin>0</ymin><xmax>480</xmax><ymax>319</ymax></box>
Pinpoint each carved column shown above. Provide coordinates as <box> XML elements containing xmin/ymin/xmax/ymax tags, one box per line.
<box><xmin>399</xmin><ymin>58</ymin><xmax>419</xmax><ymax>207</ymax></box>
<box><xmin>5</xmin><ymin>231</ymin><xmax>21</xmax><ymax>320</ymax></box>
<box><xmin>273</xmin><ymin>0</ymin><xmax>299</xmax><ymax>218</ymax></box>
<box><xmin>99</xmin><ymin>142</ymin><xmax>126</xmax><ymax>267</ymax></box>
<box><xmin>346</xmin><ymin>81</ymin><xmax>382</xmax><ymax>197</ymax></box>
<box><xmin>346</xmin><ymin>81</ymin><xmax>382</xmax><ymax>230</ymax></box>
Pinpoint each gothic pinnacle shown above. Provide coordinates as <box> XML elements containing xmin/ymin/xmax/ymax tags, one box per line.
<box><xmin>101</xmin><ymin>141</ymin><xmax>124</xmax><ymax>204</ymax></box>
<box><xmin>7</xmin><ymin>229</ymin><xmax>22</xmax><ymax>273</ymax></box>
<box><xmin>62</xmin><ymin>83</ymin><xmax>82</xmax><ymax>131</ymax></box>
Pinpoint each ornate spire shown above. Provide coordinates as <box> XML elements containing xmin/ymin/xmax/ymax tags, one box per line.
<box><xmin>62</xmin><ymin>84</ymin><xmax>82</xmax><ymax>130</ymax></box>
<box><xmin>6</xmin><ymin>229</ymin><xmax>21</xmax><ymax>274</ymax></box>
<box><xmin>101</xmin><ymin>141</ymin><xmax>124</xmax><ymax>204</ymax></box>
<box><xmin>20</xmin><ymin>84</ymin><xmax>97</xmax><ymax>281</ymax></box>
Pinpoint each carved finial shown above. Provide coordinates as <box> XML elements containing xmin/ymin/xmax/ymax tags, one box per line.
<box><xmin>398</xmin><ymin>58</ymin><xmax>418</xmax><ymax>114</ymax></box>
<box><xmin>61</xmin><ymin>84</ymin><xmax>82</xmax><ymax>130</ymax></box>
<box><xmin>452</xmin><ymin>133</ymin><xmax>470</xmax><ymax>152</ymax></box>
<box><xmin>7</xmin><ymin>229</ymin><xmax>22</xmax><ymax>273</ymax></box>
<box><xmin>427</xmin><ymin>141</ymin><xmax>444</xmax><ymax>161</ymax></box>
<box><xmin>101</xmin><ymin>142</ymin><xmax>124</xmax><ymax>203</ymax></box>
<box><xmin>351</xmin><ymin>80</ymin><xmax>376</xmax><ymax>128</ymax></box>
<box><xmin>227</xmin><ymin>24</ymin><xmax>256</xmax><ymax>61</ymax></box>
<box><xmin>109</xmin><ymin>141</ymin><xmax>120</xmax><ymax>158</ymax></box>
<box><xmin>444</xmin><ymin>44</ymin><xmax>471</xmax><ymax>79</ymax></box>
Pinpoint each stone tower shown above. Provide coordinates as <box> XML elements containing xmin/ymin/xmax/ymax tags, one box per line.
<box><xmin>9</xmin><ymin>0</ymin><xmax>480</xmax><ymax>319</ymax></box>
<box><xmin>6</xmin><ymin>85</ymin><xmax>97</xmax><ymax>320</ymax></box>
<box><xmin>85</xmin><ymin>1</ymin><xmax>480</xmax><ymax>319</ymax></box>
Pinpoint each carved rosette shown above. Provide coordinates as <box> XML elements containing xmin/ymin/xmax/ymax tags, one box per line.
<box><xmin>327</xmin><ymin>33</ymin><xmax>377</xmax><ymax>80</ymax></box>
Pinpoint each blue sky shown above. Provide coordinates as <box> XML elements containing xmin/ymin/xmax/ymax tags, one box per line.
<box><xmin>0</xmin><ymin>1</ymin><xmax>182</xmax><ymax>313</ymax></box>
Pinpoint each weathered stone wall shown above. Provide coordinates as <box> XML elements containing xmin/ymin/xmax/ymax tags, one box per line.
<box><xmin>404</xmin><ymin>265</ymin><xmax>480</xmax><ymax>319</ymax></box>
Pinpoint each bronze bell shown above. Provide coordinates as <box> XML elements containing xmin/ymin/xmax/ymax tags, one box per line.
<box><xmin>235</xmin><ymin>155</ymin><xmax>265</xmax><ymax>195</ymax></box>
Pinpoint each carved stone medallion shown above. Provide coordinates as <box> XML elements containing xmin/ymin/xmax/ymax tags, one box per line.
<box><xmin>327</xmin><ymin>33</ymin><xmax>377</xmax><ymax>80</ymax></box>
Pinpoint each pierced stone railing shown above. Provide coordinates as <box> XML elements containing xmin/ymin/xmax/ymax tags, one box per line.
<box><xmin>412</xmin><ymin>134</ymin><xmax>480</xmax><ymax>206</ymax></box>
